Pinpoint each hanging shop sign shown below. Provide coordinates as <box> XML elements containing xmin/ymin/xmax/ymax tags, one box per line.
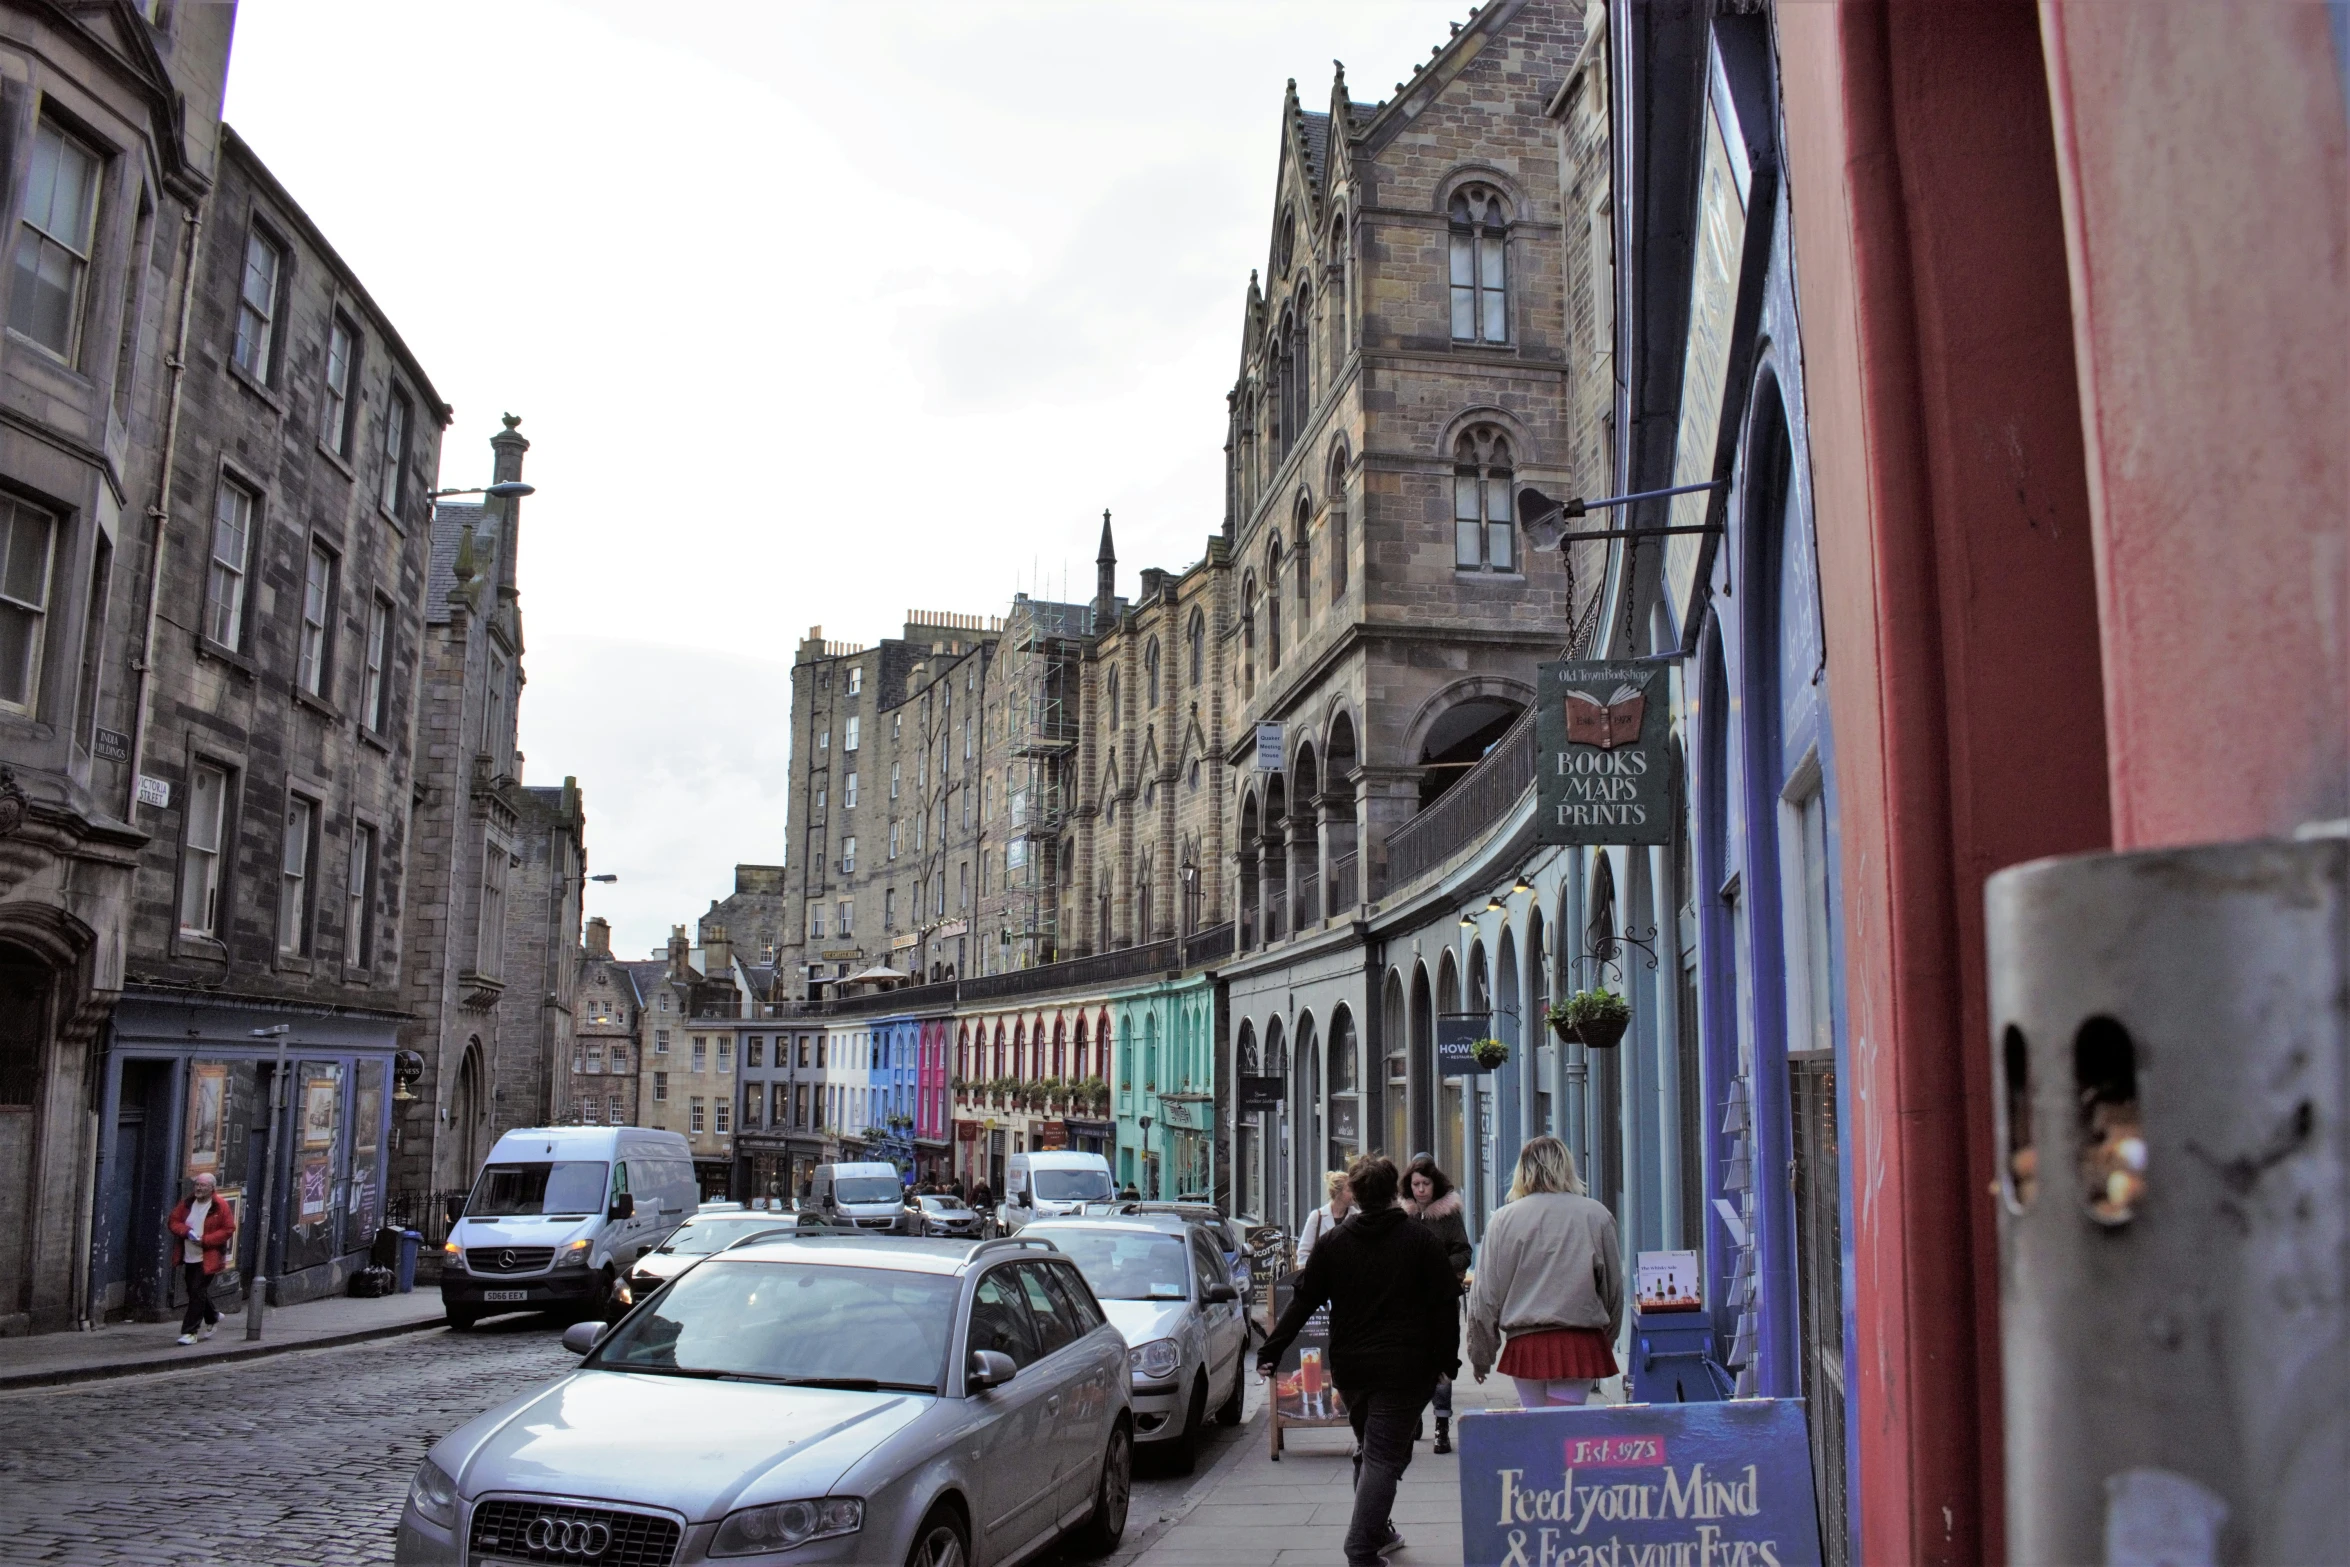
<box><xmin>1436</xmin><ymin>1015</ymin><xmax>1489</xmax><ymax>1077</ymax></box>
<box><xmin>1535</xmin><ymin>660</ymin><xmax>1675</xmax><ymax>846</ymax></box>
<box><xmin>1456</xmin><ymin>1399</ymin><xmax>1823</xmax><ymax>1567</ymax></box>
<box><xmin>1238</xmin><ymin>1075</ymin><xmax>1286</xmax><ymax>1113</ymax></box>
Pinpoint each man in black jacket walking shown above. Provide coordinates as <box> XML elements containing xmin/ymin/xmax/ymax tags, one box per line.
<box><xmin>1259</xmin><ymin>1154</ymin><xmax>1461</xmax><ymax>1565</ymax></box>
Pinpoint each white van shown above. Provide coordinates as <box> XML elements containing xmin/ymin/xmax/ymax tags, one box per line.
<box><xmin>808</xmin><ymin>1160</ymin><xmax>907</xmax><ymax>1231</ymax></box>
<box><xmin>440</xmin><ymin>1126</ymin><xmax>697</xmax><ymax>1328</ymax></box>
<box><xmin>999</xmin><ymin>1149</ymin><xmax>1116</xmax><ymax>1232</ymax></box>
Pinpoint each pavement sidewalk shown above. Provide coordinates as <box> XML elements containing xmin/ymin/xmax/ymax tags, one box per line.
<box><xmin>0</xmin><ymin>1288</ymin><xmax>447</xmax><ymax>1390</ymax></box>
<box><xmin>1121</xmin><ymin>1371</ymin><xmax>1624</xmax><ymax>1567</ymax></box>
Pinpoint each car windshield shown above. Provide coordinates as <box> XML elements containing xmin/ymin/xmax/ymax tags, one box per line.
<box><xmin>918</xmin><ymin>1197</ymin><xmax>969</xmax><ymax>1212</ymax></box>
<box><xmin>1034</xmin><ymin>1229</ymin><xmax>1191</xmax><ymax>1301</ymax></box>
<box><xmin>592</xmin><ymin>1260</ymin><xmax>954</xmax><ymax>1390</ymax></box>
<box><xmin>664</xmin><ymin>1219</ymin><xmax>783</xmax><ymax>1255</ymax></box>
<box><xmin>834</xmin><ymin>1177</ymin><xmax>901</xmax><ymax>1204</ymax></box>
<box><xmin>465</xmin><ymin>1161</ymin><xmax>608</xmax><ymax>1218</ymax></box>
<box><xmin>1034</xmin><ymin>1169</ymin><xmax>1115</xmax><ymax>1202</ymax></box>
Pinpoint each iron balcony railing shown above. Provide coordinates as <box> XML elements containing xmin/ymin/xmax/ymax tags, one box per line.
<box><xmin>1182</xmin><ymin>921</ymin><xmax>1236</xmax><ymax>967</ymax></box>
<box><xmin>1329</xmin><ymin>852</ymin><xmax>1359</xmax><ymax>913</ymax></box>
<box><xmin>1295</xmin><ymin>870</ymin><xmax>1321</xmax><ymax>927</ymax></box>
<box><xmin>960</xmin><ymin>937</ymin><xmax>1180</xmax><ymax>1001</ymax></box>
<box><xmin>1377</xmin><ymin>707</ymin><xmax>1538</xmax><ymax>897</ymax></box>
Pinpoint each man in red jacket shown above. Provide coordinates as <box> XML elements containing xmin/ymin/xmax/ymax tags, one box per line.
<box><xmin>167</xmin><ymin>1172</ymin><xmax>236</xmax><ymax>1344</ymax></box>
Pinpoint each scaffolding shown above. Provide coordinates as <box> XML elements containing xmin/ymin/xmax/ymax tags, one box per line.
<box><xmin>997</xmin><ymin>607</ymin><xmax>1084</xmax><ymax>967</ymax></box>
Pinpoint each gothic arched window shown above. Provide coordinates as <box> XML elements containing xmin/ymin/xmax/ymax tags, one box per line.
<box><xmin>1266</xmin><ymin>542</ymin><xmax>1285</xmax><ymax>670</ymax></box>
<box><xmin>1293</xmin><ymin>492</ymin><xmax>1313</xmax><ymax>625</ymax></box>
<box><xmin>1327</xmin><ymin>445</ymin><xmax>1350</xmax><ymax>601</ymax></box>
<box><xmin>1449</xmin><ymin>186</ymin><xmax>1509</xmax><ymax>343</ymax></box>
<box><xmin>1241</xmin><ymin>573</ymin><xmax>1258</xmax><ymax>693</ymax></box>
<box><xmin>1188</xmin><ymin>608</ymin><xmax>1206</xmax><ymax>687</ymax></box>
<box><xmin>1106</xmin><ymin>666</ymin><xmax>1120</xmax><ymax>730</ymax></box>
<box><xmin>1453</xmin><ymin>427</ymin><xmax>1517</xmax><ymax>573</ymax></box>
<box><xmin>1144</xmin><ymin>638</ymin><xmax>1160</xmax><ymax>708</ymax></box>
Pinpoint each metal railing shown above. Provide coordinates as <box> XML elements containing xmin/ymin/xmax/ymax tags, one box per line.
<box><xmin>958</xmin><ymin>936</ymin><xmax>1181</xmax><ymax>1002</ymax></box>
<box><xmin>803</xmin><ymin>978</ymin><xmax>961</xmax><ymax>1018</ymax></box>
<box><xmin>1182</xmin><ymin>921</ymin><xmax>1235</xmax><ymax>967</ymax></box>
<box><xmin>1329</xmin><ymin>852</ymin><xmax>1359</xmax><ymax>912</ymax></box>
<box><xmin>1377</xmin><ymin>708</ymin><xmax>1538</xmax><ymax>896</ymax></box>
<box><xmin>386</xmin><ymin>1189</ymin><xmax>472</xmax><ymax>1250</ymax></box>
<box><xmin>1295</xmin><ymin>870</ymin><xmax>1321</xmax><ymax>926</ymax></box>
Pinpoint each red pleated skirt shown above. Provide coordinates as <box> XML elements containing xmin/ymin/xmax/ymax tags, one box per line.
<box><xmin>1498</xmin><ymin>1327</ymin><xmax>1618</xmax><ymax>1380</ymax></box>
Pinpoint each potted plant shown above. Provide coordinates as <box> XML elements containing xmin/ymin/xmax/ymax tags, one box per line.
<box><xmin>1553</xmin><ymin>988</ymin><xmax>1631</xmax><ymax>1050</ymax></box>
<box><xmin>1471</xmin><ymin>1037</ymin><xmax>1510</xmax><ymax>1069</ymax></box>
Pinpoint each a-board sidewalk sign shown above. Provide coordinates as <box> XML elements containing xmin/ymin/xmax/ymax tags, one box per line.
<box><xmin>1456</xmin><ymin>1399</ymin><xmax>1823</xmax><ymax>1567</ymax></box>
<box><xmin>1264</xmin><ymin>1275</ymin><xmax>1351</xmax><ymax>1457</ymax></box>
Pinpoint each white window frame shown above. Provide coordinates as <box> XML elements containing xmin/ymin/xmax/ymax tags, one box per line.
<box><xmin>298</xmin><ymin>541</ymin><xmax>334</xmax><ymax>696</ymax></box>
<box><xmin>277</xmin><ymin>794</ymin><xmax>315</xmax><ymax>956</ymax></box>
<box><xmin>346</xmin><ymin>821</ymin><xmax>376</xmax><ymax>969</ymax></box>
<box><xmin>379</xmin><ymin>389</ymin><xmax>410</xmax><ymax>514</ymax></box>
<box><xmin>233</xmin><ymin>223</ymin><xmax>284</xmax><ymax>380</ymax></box>
<box><xmin>845</xmin><ymin>714</ymin><xmax>860</xmax><ymax>752</ymax></box>
<box><xmin>362</xmin><ymin>595</ymin><xmax>391</xmax><ymax>731</ymax></box>
<box><xmin>177</xmin><ymin>762</ymin><xmax>229</xmax><ymax>937</ymax></box>
<box><xmin>1448</xmin><ymin>188</ymin><xmax>1509</xmax><ymax>344</ymax></box>
<box><xmin>0</xmin><ymin>497</ymin><xmax>58</xmax><ymax>713</ymax></box>
<box><xmin>320</xmin><ymin>313</ymin><xmax>357</xmax><ymax>455</ymax></box>
<box><xmin>206</xmin><ymin>478</ymin><xmax>255</xmax><ymax>649</ymax></box>
<box><xmin>1452</xmin><ymin>433</ymin><xmax>1517</xmax><ymax>573</ymax></box>
<box><xmin>653</xmin><ymin>1071</ymin><xmax>669</xmax><ymax>1103</ymax></box>
<box><xmin>841</xmin><ymin>835</ymin><xmax>856</xmax><ymax>875</ymax></box>
<box><xmin>845</xmin><ymin>770</ymin><xmax>858</xmax><ymax>808</ymax></box>
<box><xmin>837</xmin><ymin>899</ymin><xmax>853</xmax><ymax>936</ymax></box>
<box><xmin>477</xmin><ymin>830</ymin><xmax>508</xmax><ymax>974</ymax></box>
<box><xmin>8</xmin><ymin>119</ymin><xmax>103</xmax><ymax>363</ymax></box>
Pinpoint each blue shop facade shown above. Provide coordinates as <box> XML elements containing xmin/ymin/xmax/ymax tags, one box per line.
<box><xmin>92</xmin><ymin>990</ymin><xmax>400</xmax><ymax>1321</ymax></box>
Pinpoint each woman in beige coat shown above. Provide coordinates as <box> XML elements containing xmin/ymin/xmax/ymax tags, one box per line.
<box><xmin>1465</xmin><ymin>1136</ymin><xmax>1623</xmax><ymax>1407</ymax></box>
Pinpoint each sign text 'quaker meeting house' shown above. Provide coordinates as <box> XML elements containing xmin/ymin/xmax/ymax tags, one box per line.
<box><xmin>1535</xmin><ymin>660</ymin><xmax>1675</xmax><ymax>846</ymax></box>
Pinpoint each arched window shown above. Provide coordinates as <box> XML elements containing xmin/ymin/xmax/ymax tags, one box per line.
<box><xmin>1053</xmin><ymin>1020</ymin><xmax>1066</xmax><ymax>1079</ymax></box>
<box><xmin>1074</xmin><ymin>1018</ymin><xmax>1090</xmax><ymax>1081</ymax></box>
<box><xmin>1266</xmin><ymin>542</ymin><xmax>1284</xmax><ymax>670</ymax></box>
<box><xmin>1328</xmin><ymin>446</ymin><xmax>1351</xmax><ymax>601</ymax></box>
<box><xmin>1448</xmin><ymin>185</ymin><xmax>1508</xmax><ymax>343</ymax></box>
<box><xmin>1293</xmin><ymin>492</ymin><xmax>1313</xmax><ymax>624</ymax></box>
<box><xmin>1188</xmin><ymin>608</ymin><xmax>1206</xmax><ymax>687</ymax></box>
<box><xmin>1144</xmin><ymin>638</ymin><xmax>1160</xmax><ymax>708</ymax></box>
<box><xmin>1453</xmin><ymin>428</ymin><xmax>1517</xmax><ymax>572</ymax></box>
<box><xmin>1136</xmin><ymin>847</ymin><xmax>1154</xmax><ymax>942</ymax></box>
<box><xmin>1106</xmin><ymin>666</ymin><xmax>1120</xmax><ymax>729</ymax></box>
<box><xmin>1240</xmin><ymin>574</ymin><xmax>1258</xmax><ymax>692</ymax></box>
<box><xmin>1333</xmin><ymin>209</ymin><xmax>1352</xmax><ymax>350</ymax></box>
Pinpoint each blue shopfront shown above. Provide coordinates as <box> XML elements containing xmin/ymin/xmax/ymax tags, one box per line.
<box><xmin>91</xmin><ymin>992</ymin><xmax>400</xmax><ymax>1321</ymax></box>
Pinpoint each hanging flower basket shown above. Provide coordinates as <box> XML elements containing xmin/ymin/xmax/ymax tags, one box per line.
<box><xmin>1471</xmin><ymin>1037</ymin><xmax>1511</xmax><ymax>1069</ymax></box>
<box><xmin>1552</xmin><ymin>989</ymin><xmax>1631</xmax><ymax>1050</ymax></box>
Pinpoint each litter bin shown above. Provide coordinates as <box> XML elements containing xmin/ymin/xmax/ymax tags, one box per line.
<box><xmin>395</xmin><ymin>1230</ymin><xmax>421</xmax><ymax>1294</ymax></box>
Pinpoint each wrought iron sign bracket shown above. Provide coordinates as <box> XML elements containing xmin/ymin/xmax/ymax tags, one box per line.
<box><xmin>1580</xmin><ymin>924</ymin><xmax>1662</xmax><ymax>985</ymax></box>
<box><xmin>1520</xmin><ymin>480</ymin><xmax>1728</xmax><ymax>550</ymax></box>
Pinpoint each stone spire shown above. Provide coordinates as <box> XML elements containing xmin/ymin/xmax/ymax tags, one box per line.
<box><xmin>1094</xmin><ymin>509</ymin><xmax>1117</xmax><ymax>628</ymax></box>
<box><xmin>489</xmin><ymin>413</ymin><xmax>529</xmax><ymax>600</ymax></box>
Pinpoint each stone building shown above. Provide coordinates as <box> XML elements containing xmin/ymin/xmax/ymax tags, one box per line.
<box><xmin>98</xmin><ymin>115</ymin><xmax>458</xmax><ymax>1316</ymax></box>
<box><xmin>390</xmin><ymin>419</ymin><xmax>536</xmax><ymax>1199</ymax></box>
<box><xmin>696</xmin><ymin>862</ymin><xmax>787</xmax><ymax>966</ymax></box>
<box><xmin>0</xmin><ymin>0</ymin><xmax>235</xmax><ymax>1332</ymax></box>
<box><xmin>568</xmin><ymin>915</ymin><xmax>639</xmax><ymax>1127</ymax></box>
<box><xmin>500</xmin><ymin>776</ymin><xmax>585</xmax><ymax>1131</ymax></box>
<box><xmin>628</xmin><ymin>924</ymin><xmax>765</xmax><ymax>1195</ymax></box>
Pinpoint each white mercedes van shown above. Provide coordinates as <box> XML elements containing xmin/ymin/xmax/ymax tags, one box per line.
<box><xmin>440</xmin><ymin>1126</ymin><xmax>697</xmax><ymax>1328</ymax></box>
<box><xmin>999</xmin><ymin>1149</ymin><xmax>1115</xmax><ymax>1232</ymax></box>
<box><xmin>808</xmin><ymin>1160</ymin><xmax>907</xmax><ymax>1231</ymax></box>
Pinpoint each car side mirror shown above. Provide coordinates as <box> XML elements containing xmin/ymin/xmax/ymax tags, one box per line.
<box><xmin>967</xmin><ymin>1349</ymin><xmax>1018</xmax><ymax>1391</ymax></box>
<box><xmin>561</xmin><ymin>1321</ymin><xmax>606</xmax><ymax>1356</ymax></box>
<box><xmin>1206</xmin><ymin>1284</ymin><xmax>1239</xmax><ymax>1304</ymax></box>
<box><xmin>1014</xmin><ymin>1190</ymin><xmax>1032</xmax><ymax>1208</ymax></box>
<box><xmin>607</xmin><ymin>1194</ymin><xmax>634</xmax><ymax>1221</ymax></box>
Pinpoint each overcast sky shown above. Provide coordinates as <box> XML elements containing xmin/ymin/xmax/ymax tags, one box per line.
<box><xmin>221</xmin><ymin>0</ymin><xmax>1473</xmax><ymax>958</ymax></box>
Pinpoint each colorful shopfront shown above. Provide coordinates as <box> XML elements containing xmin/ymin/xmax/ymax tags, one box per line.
<box><xmin>91</xmin><ymin>993</ymin><xmax>400</xmax><ymax>1320</ymax></box>
<box><xmin>1107</xmin><ymin>973</ymin><xmax>1217</xmax><ymax>1200</ymax></box>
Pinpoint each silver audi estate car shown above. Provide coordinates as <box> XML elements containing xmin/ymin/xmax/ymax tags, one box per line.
<box><xmin>396</xmin><ymin>1234</ymin><xmax>1133</xmax><ymax>1566</ymax></box>
<box><xmin>1019</xmin><ymin>1219</ymin><xmax>1248</xmax><ymax>1473</ymax></box>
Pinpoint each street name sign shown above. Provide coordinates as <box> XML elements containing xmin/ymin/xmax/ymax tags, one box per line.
<box><xmin>1457</xmin><ymin>1399</ymin><xmax>1823</xmax><ymax>1567</ymax></box>
<box><xmin>1535</xmin><ymin>660</ymin><xmax>1674</xmax><ymax>846</ymax></box>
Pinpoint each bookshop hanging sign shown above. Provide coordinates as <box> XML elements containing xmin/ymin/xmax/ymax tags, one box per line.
<box><xmin>1535</xmin><ymin>661</ymin><xmax>1674</xmax><ymax>846</ymax></box>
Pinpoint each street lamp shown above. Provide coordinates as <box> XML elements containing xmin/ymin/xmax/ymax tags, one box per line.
<box><xmin>589</xmin><ymin>874</ymin><xmax>618</xmax><ymax>884</ymax></box>
<box><xmin>244</xmin><ymin>1024</ymin><xmax>292</xmax><ymax>1342</ymax></box>
<box><xmin>427</xmin><ymin>480</ymin><xmax>536</xmax><ymax>501</ymax></box>
<box><xmin>1517</xmin><ymin>480</ymin><xmax>1724</xmax><ymax>551</ymax></box>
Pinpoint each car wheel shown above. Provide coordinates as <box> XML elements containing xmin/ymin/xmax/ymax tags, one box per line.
<box><xmin>1071</xmin><ymin>1419</ymin><xmax>1133</xmax><ymax>1556</ymax></box>
<box><xmin>1214</xmin><ymin>1348</ymin><xmax>1246</xmax><ymax>1426</ymax></box>
<box><xmin>1170</xmin><ymin>1375</ymin><xmax>1207</xmax><ymax>1475</ymax></box>
<box><xmin>906</xmin><ymin>1504</ymin><xmax>968</xmax><ymax>1567</ymax></box>
<box><xmin>443</xmin><ymin>1303</ymin><xmax>477</xmax><ymax>1331</ymax></box>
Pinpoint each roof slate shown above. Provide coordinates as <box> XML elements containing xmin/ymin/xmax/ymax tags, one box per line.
<box><xmin>426</xmin><ymin>504</ymin><xmax>484</xmax><ymax>625</ymax></box>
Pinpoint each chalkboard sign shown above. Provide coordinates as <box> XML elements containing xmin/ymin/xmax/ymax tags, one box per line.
<box><xmin>1456</xmin><ymin>1399</ymin><xmax>1823</xmax><ymax>1567</ymax></box>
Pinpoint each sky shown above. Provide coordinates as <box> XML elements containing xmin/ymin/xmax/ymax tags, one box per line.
<box><xmin>220</xmin><ymin>0</ymin><xmax>1476</xmax><ymax>959</ymax></box>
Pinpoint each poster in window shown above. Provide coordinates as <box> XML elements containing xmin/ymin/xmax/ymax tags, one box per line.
<box><xmin>298</xmin><ymin>1155</ymin><xmax>330</xmax><ymax>1223</ymax></box>
<box><xmin>351</xmin><ymin>1063</ymin><xmax>384</xmax><ymax>1155</ymax></box>
<box><xmin>301</xmin><ymin>1073</ymin><xmax>339</xmax><ymax>1149</ymax></box>
<box><xmin>184</xmin><ymin>1062</ymin><xmax>228</xmax><ymax>1180</ymax></box>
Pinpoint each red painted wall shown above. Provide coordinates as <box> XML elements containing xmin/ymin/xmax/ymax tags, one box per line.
<box><xmin>2041</xmin><ymin>4</ymin><xmax>2350</xmax><ymax>846</ymax></box>
<box><xmin>1776</xmin><ymin>3</ymin><xmax>2114</xmax><ymax>1560</ymax></box>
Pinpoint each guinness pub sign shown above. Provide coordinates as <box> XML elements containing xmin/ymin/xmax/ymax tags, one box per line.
<box><xmin>1535</xmin><ymin>660</ymin><xmax>1673</xmax><ymax>847</ymax></box>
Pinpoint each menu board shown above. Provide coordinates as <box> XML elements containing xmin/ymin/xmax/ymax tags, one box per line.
<box><xmin>1266</xmin><ymin>1276</ymin><xmax>1350</xmax><ymax>1457</ymax></box>
<box><xmin>1636</xmin><ymin>1249</ymin><xmax>1703</xmax><ymax>1312</ymax></box>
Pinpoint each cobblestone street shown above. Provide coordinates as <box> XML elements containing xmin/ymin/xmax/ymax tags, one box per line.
<box><xmin>0</xmin><ymin>1313</ymin><xmax>1253</xmax><ymax>1566</ymax></box>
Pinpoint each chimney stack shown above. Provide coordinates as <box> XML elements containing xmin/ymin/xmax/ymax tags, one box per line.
<box><xmin>584</xmin><ymin>916</ymin><xmax>612</xmax><ymax>960</ymax></box>
<box><xmin>702</xmin><ymin>921</ymin><xmax>733</xmax><ymax>976</ymax></box>
<box><xmin>667</xmin><ymin>924</ymin><xmax>690</xmax><ymax>975</ymax></box>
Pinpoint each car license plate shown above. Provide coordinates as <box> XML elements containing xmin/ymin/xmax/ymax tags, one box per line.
<box><xmin>482</xmin><ymin>1289</ymin><xmax>529</xmax><ymax>1303</ymax></box>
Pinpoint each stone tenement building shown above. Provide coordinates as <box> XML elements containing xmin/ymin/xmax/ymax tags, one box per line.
<box><xmin>500</xmin><ymin>776</ymin><xmax>585</xmax><ymax>1138</ymax></box>
<box><xmin>568</xmin><ymin>915</ymin><xmax>640</xmax><ymax>1129</ymax></box>
<box><xmin>696</xmin><ymin>862</ymin><xmax>787</xmax><ymax>966</ymax></box>
<box><xmin>0</xmin><ymin>0</ymin><xmax>233</xmax><ymax>1333</ymax></box>
<box><xmin>393</xmin><ymin>418</ymin><xmax>552</xmax><ymax>1198</ymax></box>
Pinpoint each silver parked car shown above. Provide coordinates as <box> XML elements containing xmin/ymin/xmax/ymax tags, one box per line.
<box><xmin>396</xmin><ymin>1235</ymin><xmax>1133</xmax><ymax>1566</ymax></box>
<box><xmin>1020</xmin><ymin>1219</ymin><xmax>1248</xmax><ymax>1473</ymax></box>
<box><xmin>623</xmin><ymin>1212</ymin><xmax>797</xmax><ymax>1300</ymax></box>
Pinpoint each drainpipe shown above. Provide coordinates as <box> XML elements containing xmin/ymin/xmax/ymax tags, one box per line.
<box><xmin>121</xmin><ymin>202</ymin><xmax>205</xmax><ymax>820</ymax></box>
